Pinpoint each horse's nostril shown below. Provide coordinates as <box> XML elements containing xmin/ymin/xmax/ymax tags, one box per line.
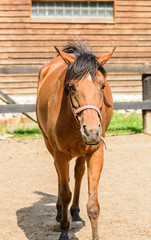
<box><xmin>83</xmin><ymin>125</ymin><xmax>89</xmax><ymax>136</ymax></box>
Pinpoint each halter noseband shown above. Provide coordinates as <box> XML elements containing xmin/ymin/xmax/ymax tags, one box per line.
<box><xmin>69</xmin><ymin>90</ymin><xmax>103</xmax><ymax>123</ymax></box>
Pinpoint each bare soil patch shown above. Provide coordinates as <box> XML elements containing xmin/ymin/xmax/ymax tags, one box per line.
<box><xmin>0</xmin><ymin>134</ymin><xmax>151</xmax><ymax>240</ymax></box>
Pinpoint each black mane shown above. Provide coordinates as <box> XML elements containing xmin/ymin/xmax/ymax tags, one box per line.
<box><xmin>62</xmin><ymin>41</ymin><xmax>106</xmax><ymax>92</ymax></box>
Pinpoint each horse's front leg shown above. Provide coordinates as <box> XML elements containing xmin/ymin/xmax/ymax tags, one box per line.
<box><xmin>56</xmin><ymin>175</ymin><xmax>62</xmax><ymax>222</ymax></box>
<box><xmin>54</xmin><ymin>150</ymin><xmax>71</xmax><ymax>240</ymax></box>
<box><xmin>86</xmin><ymin>145</ymin><xmax>104</xmax><ymax>240</ymax></box>
<box><xmin>70</xmin><ymin>156</ymin><xmax>86</xmax><ymax>222</ymax></box>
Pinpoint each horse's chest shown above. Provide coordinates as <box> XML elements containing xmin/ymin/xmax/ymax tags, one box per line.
<box><xmin>55</xmin><ymin>131</ymin><xmax>85</xmax><ymax>158</ymax></box>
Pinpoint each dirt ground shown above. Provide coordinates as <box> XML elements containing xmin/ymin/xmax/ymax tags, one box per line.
<box><xmin>0</xmin><ymin>134</ymin><xmax>151</xmax><ymax>240</ymax></box>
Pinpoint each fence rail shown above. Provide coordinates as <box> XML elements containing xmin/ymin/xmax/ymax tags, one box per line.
<box><xmin>0</xmin><ymin>104</ymin><xmax>36</xmax><ymax>113</ymax></box>
<box><xmin>0</xmin><ymin>101</ymin><xmax>151</xmax><ymax>134</ymax></box>
<box><xmin>0</xmin><ymin>101</ymin><xmax>151</xmax><ymax>113</ymax></box>
<box><xmin>113</xmin><ymin>101</ymin><xmax>151</xmax><ymax>110</ymax></box>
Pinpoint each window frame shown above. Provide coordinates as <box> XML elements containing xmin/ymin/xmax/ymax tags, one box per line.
<box><xmin>30</xmin><ymin>0</ymin><xmax>116</xmax><ymax>23</ymax></box>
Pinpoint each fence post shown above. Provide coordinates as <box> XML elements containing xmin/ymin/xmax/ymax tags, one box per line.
<box><xmin>142</xmin><ymin>75</ymin><xmax>151</xmax><ymax>135</ymax></box>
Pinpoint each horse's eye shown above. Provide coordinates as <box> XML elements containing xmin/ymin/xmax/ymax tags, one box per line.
<box><xmin>101</xmin><ymin>83</ymin><xmax>106</xmax><ymax>90</ymax></box>
<box><xmin>70</xmin><ymin>84</ymin><xmax>76</xmax><ymax>91</ymax></box>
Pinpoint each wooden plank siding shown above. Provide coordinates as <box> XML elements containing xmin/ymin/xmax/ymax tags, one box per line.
<box><xmin>0</xmin><ymin>0</ymin><xmax>151</xmax><ymax>97</ymax></box>
<box><xmin>0</xmin><ymin>73</ymin><xmax>142</xmax><ymax>95</ymax></box>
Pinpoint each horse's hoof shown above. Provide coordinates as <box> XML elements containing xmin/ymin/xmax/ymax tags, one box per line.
<box><xmin>58</xmin><ymin>231</ymin><xmax>69</xmax><ymax>240</ymax></box>
<box><xmin>72</xmin><ymin>214</ymin><xmax>83</xmax><ymax>222</ymax></box>
<box><xmin>71</xmin><ymin>220</ymin><xmax>84</xmax><ymax>230</ymax></box>
<box><xmin>70</xmin><ymin>206</ymin><xmax>83</xmax><ymax>222</ymax></box>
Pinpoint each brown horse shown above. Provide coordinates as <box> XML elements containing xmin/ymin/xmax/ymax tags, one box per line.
<box><xmin>36</xmin><ymin>42</ymin><xmax>115</xmax><ymax>240</ymax></box>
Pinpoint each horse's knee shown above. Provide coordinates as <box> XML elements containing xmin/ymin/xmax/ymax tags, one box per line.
<box><xmin>87</xmin><ymin>198</ymin><xmax>100</xmax><ymax>221</ymax></box>
<box><xmin>75</xmin><ymin>158</ymin><xmax>85</xmax><ymax>178</ymax></box>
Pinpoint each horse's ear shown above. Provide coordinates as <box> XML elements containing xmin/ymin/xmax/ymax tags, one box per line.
<box><xmin>54</xmin><ymin>46</ymin><xmax>75</xmax><ymax>65</ymax></box>
<box><xmin>97</xmin><ymin>46</ymin><xmax>116</xmax><ymax>66</ymax></box>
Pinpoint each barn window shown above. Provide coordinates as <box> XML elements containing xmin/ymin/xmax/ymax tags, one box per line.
<box><xmin>31</xmin><ymin>1</ymin><xmax>114</xmax><ymax>19</ymax></box>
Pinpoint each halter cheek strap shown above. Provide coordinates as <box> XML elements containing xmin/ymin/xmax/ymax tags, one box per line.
<box><xmin>103</xmin><ymin>92</ymin><xmax>112</xmax><ymax>108</ymax></box>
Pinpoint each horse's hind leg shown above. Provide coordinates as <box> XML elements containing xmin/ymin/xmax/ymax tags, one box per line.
<box><xmin>54</xmin><ymin>150</ymin><xmax>71</xmax><ymax>240</ymax></box>
<box><xmin>70</xmin><ymin>156</ymin><xmax>86</xmax><ymax>222</ymax></box>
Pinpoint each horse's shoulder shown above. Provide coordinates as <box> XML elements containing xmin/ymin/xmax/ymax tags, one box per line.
<box><xmin>38</xmin><ymin>57</ymin><xmax>58</xmax><ymax>82</ymax></box>
<box><xmin>37</xmin><ymin>56</ymin><xmax>65</xmax><ymax>91</ymax></box>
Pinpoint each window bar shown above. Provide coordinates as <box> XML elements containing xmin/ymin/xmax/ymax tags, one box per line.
<box><xmin>96</xmin><ymin>2</ymin><xmax>98</xmax><ymax>17</ymax></box>
<box><xmin>37</xmin><ymin>2</ymin><xmax>40</xmax><ymax>16</ymax></box>
<box><xmin>63</xmin><ymin>2</ymin><xmax>64</xmax><ymax>17</ymax></box>
<box><xmin>71</xmin><ymin>2</ymin><xmax>73</xmax><ymax>17</ymax></box>
<box><xmin>88</xmin><ymin>2</ymin><xmax>90</xmax><ymax>17</ymax></box>
<box><xmin>80</xmin><ymin>3</ymin><xmax>81</xmax><ymax>16</ymax></box>
<box><xmin>45</xmin><ymin>2</ymin><xmax>48</xmax><ymax>17</ymax></box>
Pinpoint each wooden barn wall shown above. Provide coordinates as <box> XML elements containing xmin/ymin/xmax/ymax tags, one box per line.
<box><xmin>0</xmin><ymin>0</ymin><xmax>151</xmax><ymax>97</ymax></box>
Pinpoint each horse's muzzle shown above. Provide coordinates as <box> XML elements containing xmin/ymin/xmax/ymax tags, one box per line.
<box><xmin>80</xmin><ymin>124</ymin><xmax>102</xmax><ymax>145</ymax></box>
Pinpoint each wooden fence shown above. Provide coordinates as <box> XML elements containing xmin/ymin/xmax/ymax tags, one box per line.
<box><xmin>0</xmin><ymin>101</ymin><xmax>151</xmax><ymax>114</ymax></box>
<box><xmin>0</xmin><ymin>75</ymin><xmax>151</xmax><ymax>134</ymax></box>
<box><xmin>0</xmin><ymin>101</ymin><xmax>151</xmax><ymax>134</ymax></box>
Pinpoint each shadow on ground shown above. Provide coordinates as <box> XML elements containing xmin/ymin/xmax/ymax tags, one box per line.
<box><xmin>16</xmin><ymin>191</ymin><xmax>83</xmax><ymax>240</ymax></box>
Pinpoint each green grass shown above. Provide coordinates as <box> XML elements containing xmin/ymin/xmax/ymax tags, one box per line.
<box><xmin>1</xmin><ymin>124</ymin><xmax>42</xmax><ymax>138</ymax></box>
<box><xmin>107</xmin><ymin>111</ymin><xmax>143</xmax><ymax>135</ymax></box>
<box><xmin>11</xmin><ymin>126</ymin><xmax>42</xmax><ymax>138</ymax></box>
<box><xmin>0</xmin><ymin>111</ymin><xmax>143</xmax><ymax>138</ymax></box>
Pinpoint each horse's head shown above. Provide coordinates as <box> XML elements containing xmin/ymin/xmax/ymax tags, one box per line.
<box><xmin>55</xmin><ymin>43</ymin><xmax>115</xmax><ymax>145</ymax></box>
<box><xmin>68</xmin><ymin>73</ymin><xmax>105</xmax><ymax>145</ymax></box>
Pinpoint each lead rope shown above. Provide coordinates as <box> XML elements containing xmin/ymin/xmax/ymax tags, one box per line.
<box><xmin>100</xmin><ymin>136</ymin><xmax>107</xmax><ymax>150</ymax></box>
